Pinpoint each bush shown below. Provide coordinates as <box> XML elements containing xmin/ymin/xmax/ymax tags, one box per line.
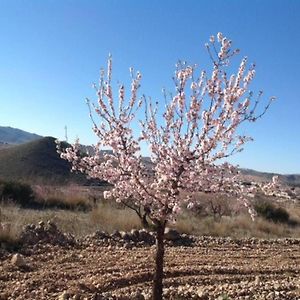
<box><xmin>0</xmin><ymin>181</ymin><xmax>91</xmax><ymax>211</ymax></box>
<box><xmin>0</xmin><ymin>180</ymin><xmax>35</xmax><ymax>208</ymax></box>
<box><xmin>41</xmin><ymin>196</ymin><xmax>90</xmax><ymax>211</ymax></box>
<box><xmin>34</xmin><ymin>185</ymin><xmax>92</xmax><ymax>211</ymax></box>
<box><xmin>254</xmin><ymin>200</ymin><xmax>290</xmax><ymax>224</ymax></box>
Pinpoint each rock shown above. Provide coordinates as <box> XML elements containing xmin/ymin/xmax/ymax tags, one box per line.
<box><xmin>254</xmin><ymin>275</ymin><xmax>261</xmax><ymax>285</ymax></box>
<box><xmin>138</xmin><ymin>229</ymin><xmax>149</xmax><ymax>238</ymax></box>
<box><xmin>93</xmin><ymin>231</ymin><xmax>107</xmax><ymax>239</ymax></box>
<box><xmin>130</xmin><ymin>229</ymin><xmax>140</xmax><ymax>239</ymax></box>
<box><xmin>58</xmin><ymin>291</ymin><xmax>69</xmax><ymax>300</ymax></box>
<box><xmin>164</xmin><ymin>228</ymin><xmax>180</xmax><ymax>241</ymax></box>
<box><xmin>123</xmin><ymin>243</ymin><xmax>131</xmax><ymax>249</ymax></box>
<box><xmin>266</xmin><ymin>291</ymin><xmax>275</xmax><ymax>299</ymax></box>
<box><xmin>0</xmin><ymin>292</ymin><xmax>8</xmax><ymax>300</ymax></box>
<box><xmin>138</xmin><ymin>229</ymin><xmax>155</xmax><ymax>245</ymax></box>
<box><xmin>47</xmin><ymin>221</ymin><xmax>58</xmax><ymax>232</ymax></box>
<box><xmin>120</xmin><ymin>231</ymin><xmax>131</xmax><ymax>240</ymax></box>
<box><xmin>90</xmin><ymin>293</ymin><xmax>103</xmax><ymax>300</ymax></box>
<box><xmin>20</xmin><ymin>220</ymin><xmax>75</xmax><ymax>247</ymax></box>
<box><xmin>11</xmin><ymin>254</ymin><xmax>27</xmax><ymax>268</ymax></box>
<box><xmin>197</xmin><ymin>287</ymin><xmax>209</xmax><ymax>299</ymax></box>
<box><xmin>111</xmin><ymin>230</ymin><xmax>121</xmax><ymax>238</ymax></box>
<box><xmin>131</xmin><ymin>290</ymin><xmax>145</xmax><ymax>300</ymax></box>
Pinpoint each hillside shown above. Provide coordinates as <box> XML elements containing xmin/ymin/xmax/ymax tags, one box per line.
<box><xmin>0</xmin><ymin>126</ymin><xmax>42</xmax><ymax>145</ymax></box>
<box><xmin>0</xmin><ymin>137</ymin><xmax>92</xmax><ymax>184</ymax></box>
<box><xmin>0</xmin><ymin>135</ymin><xmax>298</xmax><ymax>187</ymax></box>
<box><xmin>0</xmin><ymin>142</ymin><xmax>12</xmax><ymax>149</ymax></box>
<box><xmin>240</xmin><ymin>168</ymin><xmax>300</xmax><ymax>187</ymax></box>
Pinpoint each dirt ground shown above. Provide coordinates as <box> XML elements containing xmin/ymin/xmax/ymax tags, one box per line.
<box><xmin>0</xmin><ymin>236</ymin><xmax>300</xmax><ymax>300</ymax></box>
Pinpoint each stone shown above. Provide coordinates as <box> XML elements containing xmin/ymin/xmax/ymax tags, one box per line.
<box><xmin>254</xmin><ymin>275</ymin><xmax>261</xmax><ymax>285</ymax></box>
<box><xmin>164</xmin><ymin>228</ymin><xmax>180</xmax><ymax>241</ymax></box>
<box><xmin>132</xmin><ymin>290</ymin><xmax>145</xmax><ymax>300</ymax></box>
<box><xmin>119</xmin><ymin>231</ymin><xmax>128</xmax><ymax>239</ymax></box>
<box><xmin>58</xmin><ymin>291</ymin><xmax>69</xmax><ymax>300</ymax></box>
<box><xmin>266</xmin><ymin>291</ymin><xmax>275</xmax><ymax>299</ymax></box>
<box><xmin>123</xmin><ymin>243</ymin><xmax>131</xmax><ymax>249</ymax></box>
<box><xmin>196</xmin><ymin>287</ymin><xmax>209</xmax><ymax>299</ymax></box>
<box><xmin>130</xmin><ymin>229</ymin><xmax>140</xmax><ymax>239</ymax></box>
<box><xmin>90</xmin><ymin>293</ymin><xmax>103</xmax><ymax>300</ymax></box>
<box><xmin>111</xmin><ymin>230</ymin><xmax>121</xmax><ymax>238</ymax></box>
<box><xmin>20</xmin><ymin>220</ymin><xmax>75</xmax><ymax>247</ymax></box>
<box><xmin>47</xmin><ymin>221</ymin><xmax>58</xmax><ymax>232</ymax></box>
<box><xmin>0</xmin><ymin>292</ymin><xmax>8</xmax><ymax>300</ymax></box>
<box><xmin>11</xmin><ymin>254</ymin><xmax>27</xmax><ymax>268</ymax></box>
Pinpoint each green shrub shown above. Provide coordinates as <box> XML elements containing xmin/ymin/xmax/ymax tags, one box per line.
<box><xmin>254</xmin><ymin>200</ymin><xmax>289</xmax><ymax>224</ymax></box>
<box><xmin>0</xmin><ymin>180</ymin><xmax>35</xmax><ymax>208</ymax></box>
<box><xmin>41</xmin><ymin>196</ymin><xmax>90</xmax><ymax>211</ymax></box>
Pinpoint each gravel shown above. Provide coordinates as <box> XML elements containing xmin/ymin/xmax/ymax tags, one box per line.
<box><xmin>0</xmin><ymin>222</ymin><xmax>299</xmax><ymax>299</ymax></box>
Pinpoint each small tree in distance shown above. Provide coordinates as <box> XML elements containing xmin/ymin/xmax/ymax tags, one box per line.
<box><xmin>58</xmin><ymin>33</ymin><xmax>284</xmax><ymax>300</ymax></box>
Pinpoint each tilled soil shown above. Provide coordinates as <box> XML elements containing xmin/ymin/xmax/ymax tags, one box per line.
<box><xmin>0</xmin><ymin>236</ymin><xmax>299</xmax><ymax>300</ymax></box>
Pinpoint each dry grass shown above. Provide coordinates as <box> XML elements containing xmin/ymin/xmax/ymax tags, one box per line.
<box><xmin>0</xmin><ymin>208</ymin><xmax>21</xmax><ymax>248</ymax></box>
<box><xmin>0</xmin><ymin>201</ymin><xmax>142</xmax><ymax>238</ymax></box>
<box><xmin>174</xmin><ymin>195</ymin><xmax>300</xmax><ymax>238</ymax></box>
<box><xmin>0</xmin><ymin>203</ymin><xmax>91</xmax><ymax>237</ymax></box>
<box><xmin>90</xmin><ymin>202</ymin><xmax>142</xmax><ymax>233</ymax></box>
<box><xmin>175</xmin><ymin>212</ymin><xmax>300</xmax><ymax>238</ymax></box>
<box><xmin>1</xmin><ymin>192</ymin><xmax>299</xmax><ymax>240</ymax></box>
<box><xmin>286</xmin><ymin>203</ymin><xmax>300</xmax><ymax>224</ymax></box>
<box><xmin>0</xmin><ymin>222</ymin><xmax>20</xmax><ymax>246</ymax></box>
<box><xmin>33</xmin><ymin>185</ymin><xmax>94</xmax><ymax>209</ymax></box>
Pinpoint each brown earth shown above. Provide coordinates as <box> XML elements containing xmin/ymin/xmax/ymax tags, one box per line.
<box><xmin>0</xmin><ymin>230</ymin><xmax>300</xmax><ymax>300</ymax></box>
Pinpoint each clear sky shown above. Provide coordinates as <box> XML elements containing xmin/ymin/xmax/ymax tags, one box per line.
<box><xmin>0</xmin><ymin>0</ymin><xmax>299</xmax><ymax>174</ymax></box>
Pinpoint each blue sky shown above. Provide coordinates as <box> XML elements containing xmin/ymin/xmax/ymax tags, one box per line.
<box><xmin>0</xmin><ymin>0</ymin><xmax>299</xmax><ymax>174</ymax></box>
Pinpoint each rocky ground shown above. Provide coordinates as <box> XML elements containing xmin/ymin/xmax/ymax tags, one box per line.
<box><xmin>0</xmin><ymin>222</ymin><xmax>299</xmax><ymax>300</ymax></box>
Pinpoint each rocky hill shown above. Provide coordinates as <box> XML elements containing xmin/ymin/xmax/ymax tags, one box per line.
<box><xmin>240</xmin><ymin>168</ymin><xmax>300</xmax><ymax>187</ymax></box>
<box><xmin>0</xmin><ymin>127</ymin><xmax>298</xmax><ymax>187</ymax></box>
<box><xmin>0</xmin><ymin>137</ymin><xmax>93</xmax><ymax>184</ymax></box>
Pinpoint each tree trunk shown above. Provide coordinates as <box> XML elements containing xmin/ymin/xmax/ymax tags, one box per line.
<box><xmin>152</xmin><ymin>222</ymin><xmax>165</xmax><ymax>300</ymax></box>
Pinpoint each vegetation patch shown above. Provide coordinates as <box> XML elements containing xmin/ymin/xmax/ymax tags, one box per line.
<box><xmin>254</xmin><ymin>199</ymin><xmax>290</xmax><ymax>224</ymax></box>
<box><xmin>0</xmin><ymin>180</ymin><xmax>35</xmax><ymax>208</ymax></box>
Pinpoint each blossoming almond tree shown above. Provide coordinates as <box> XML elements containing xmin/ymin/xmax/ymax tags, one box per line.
<box><xmin>58</xmin><ymin>33</ymin><xmax>284</xmax><ymax>300</ymax></box>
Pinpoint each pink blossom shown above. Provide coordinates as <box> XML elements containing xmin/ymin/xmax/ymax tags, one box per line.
<box><xmin>58</xmin><ymin>33</ymin><xmax>282</xmax><ymax>225</ymax></box>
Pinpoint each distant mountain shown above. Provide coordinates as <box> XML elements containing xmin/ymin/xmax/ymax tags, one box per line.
<box><xmin>0</xmin><ymin>136</ymin><xmax>94</xmax><ymax>185</ymax></box>
<box><xmin>240</xmin><ymin>168</ymin><xmax>300</xmax><ymax>187</ymax></box>
<box><xmin>0</xmin><ymin>126</ymin><xmax>42</xmax><ymax>145</ymax></box>
<box><xmin>0</xmin><ymin>131</ymin><xmax>298</xmax><ymax>187</ymax></box>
